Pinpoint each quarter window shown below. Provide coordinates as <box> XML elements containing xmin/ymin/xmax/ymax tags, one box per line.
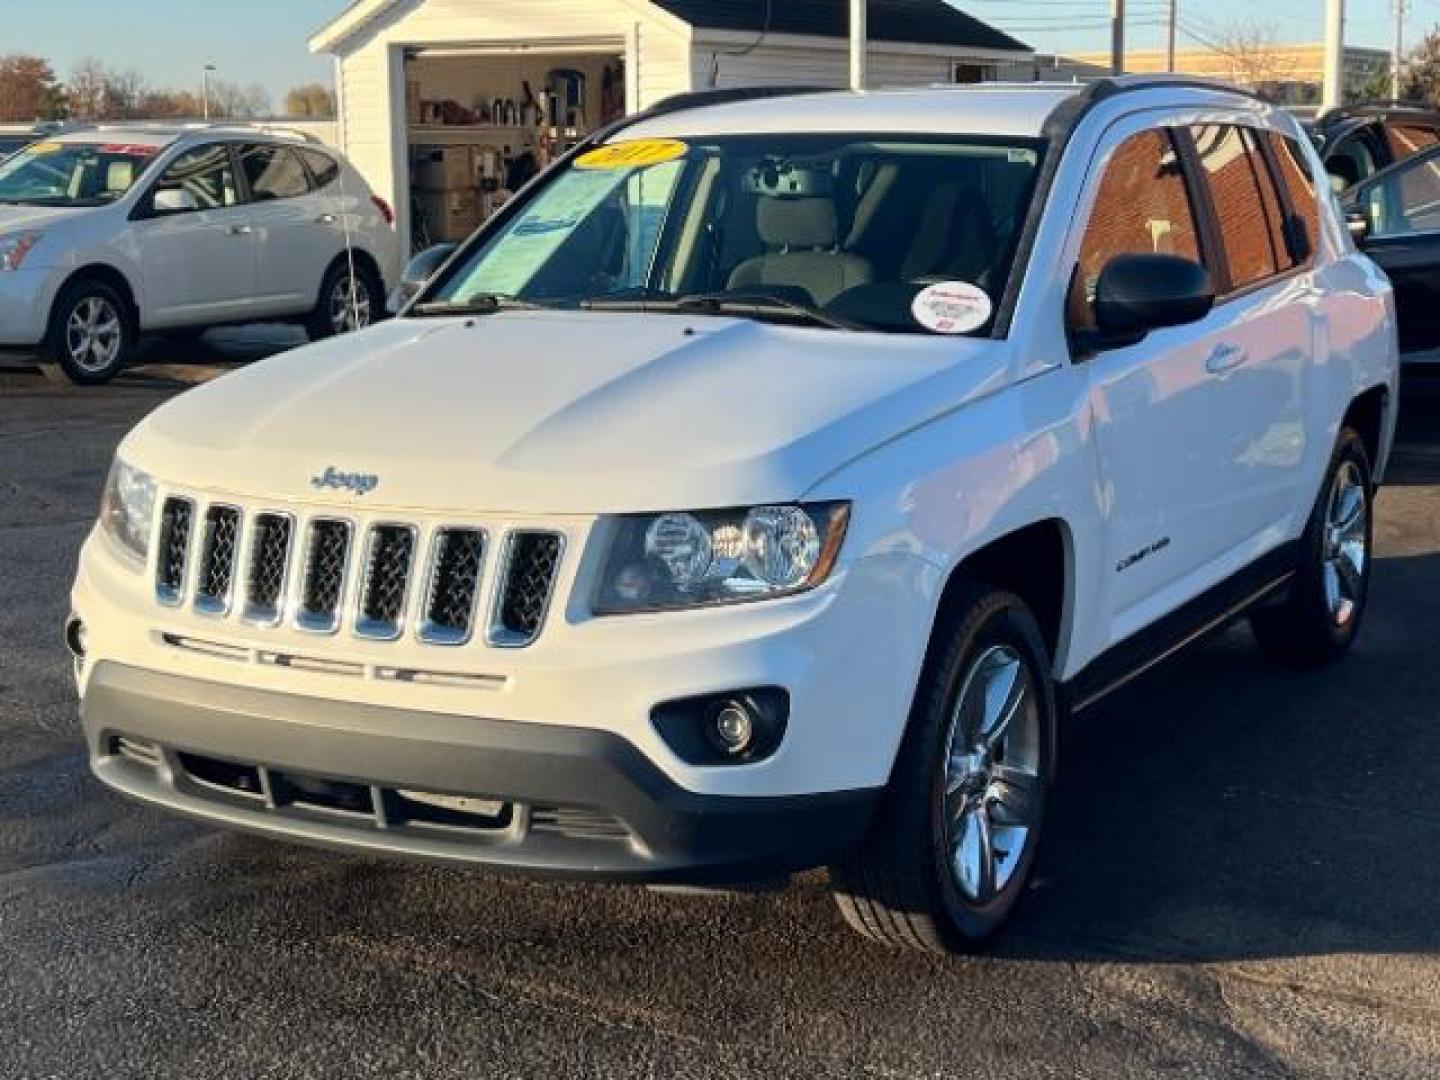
<box><xmin>1070</xmin><ymin>128</ymin><xmax>1201</xmax><ymax>330</ymax></box>
<box><xmin>239</xmin><ymin>144</ymin><xmax>311</xmax><ymax>201</ymax></box>
<box><xmin>1190</xmin><ymin>125</ymin><xmax>1288</xmax><ymax>290</ymax></box>
<box><xmin>155</xmin><ymin>144</ymin><xmax>237</xmax><ymax>211</ymax></box>
<box><xmin>301</xmin><ymin>149</ymin><xmax>340</xmax><ymax>189</ymax></box>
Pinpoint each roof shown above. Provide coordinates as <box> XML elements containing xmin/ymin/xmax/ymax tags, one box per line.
<box><xmin>312</xmin><ymin>0</ymin><xmax>1028</xmax><ymax>55</ymax></box>
<box><xmin>652</xmin><ymin>1</ymin><xmax>1028</xmax><ymax>52</ymax></box>
<box><xmin>624</xmin><ymin>83</ymin><xmax>1083</xmax><ymax>141</ymax></box>
<box><xmin>47</xmin><ymin>124</ymin><xmax>320</xmax><ymax>148</ymax></box>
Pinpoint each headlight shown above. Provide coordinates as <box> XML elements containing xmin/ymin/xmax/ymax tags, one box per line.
<box><xmin>594</xmin><ymin>503</ymin><xmax>849</xmax><ymax>614</ymax></box>
<box><xmin>99</xmin><ymin>458</ymin><xmax>156</xmax><ymax>566</ymax></box>
<box><xmin>0</xmin><ymin>232</ymin><xmax>41</xmax><ymax>271</ymax></box>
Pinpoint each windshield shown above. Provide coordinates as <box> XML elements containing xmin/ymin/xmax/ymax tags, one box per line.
<box><xmin>0</xmin><ymin>141</ymin><xmax>160</xmax><ymax>207</ymax></box>
<box><xmin>424</xmin><ymin>133</ymin><xmax>1044</xmax><ymax>335</ymax></box>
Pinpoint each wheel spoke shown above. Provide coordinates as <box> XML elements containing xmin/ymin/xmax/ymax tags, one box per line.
<box><xmin>1334</xmin><ymin>485</ymin><xmax>1364</xmax><ymax>535</ymax></box>
<box><xmin>980</xmin><ymin>654</ymin><xmax>1024</xmax><ymax>750</ymax></box>
<box><xmin>954</xmin><ymin>804</ymin><xmax>997</xmax><ymax>902</ymax></box>
<box><xmin>1334</xmin><ymin>546</ymin><xmax>1364</xmax><ymax>600</ymax></box>
<box><xmin>988</xmin><ymin>766</ymin><xmax>1043</xmax><ymax>827</ymax></box>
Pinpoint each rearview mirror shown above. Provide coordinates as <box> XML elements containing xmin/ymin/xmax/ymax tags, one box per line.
<box><xmin>152</xmin><ymin>187</ymin><xmax>198</xmax><ymax>215</ymax></box>
<box><xmin>1089</xmin><ymin>253</ymin><xmax>1215</xmax><ymax>348</ymax></box>
<box><xmin>390</xmin><ymin>243</ymin><xmax>458</xmax><ymax>313</ymax></box>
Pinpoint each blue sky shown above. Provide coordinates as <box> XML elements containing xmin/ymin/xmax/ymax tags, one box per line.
<box><xmin>0</xmin><ymin>1</ymin><xmax>1404</xmax><ymax>103</ymax></box>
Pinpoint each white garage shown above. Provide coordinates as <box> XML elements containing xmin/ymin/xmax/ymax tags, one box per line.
<box><xmin>309</xmin><ymin>0</ymin><xmax>1031</xmax><ymax>252</ymax></box>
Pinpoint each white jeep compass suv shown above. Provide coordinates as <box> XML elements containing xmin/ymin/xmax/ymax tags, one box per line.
<box><xmin>69</xmin><ymin>78</ymin><xmax>1399</xmax><ymax>953</ymax></box>
<box><xmin>0</xmin><ymin>125</ymin><xmax>400</xmax><ymax>385</ymax></box>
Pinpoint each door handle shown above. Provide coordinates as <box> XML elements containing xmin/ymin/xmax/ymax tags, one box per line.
<box><xmin>315</xmin><ymin>213</ymin><xmax>338</xmax><ymax>225</ymax></box>
<box><xmin>1205</xmin><ymin>343</ymin><xmax>1248</xmax><ymax>375</ymax></box>
<box><xmin>228</xmin><ymin>224</ymin><xmax>254</xmax><ymax>236</ymax></box>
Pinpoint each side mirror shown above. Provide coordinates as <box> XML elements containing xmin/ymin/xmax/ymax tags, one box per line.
<box><xmin>389</xmin><ymin>243</ymin><xmax>458</xmax><ymax>313</ymax></box>
<box><xmin>152</xmin><ymin>187</ymin><xmax>199</xmax><ymax>215</ymax></box>
<box><xmin>1090</xmin><ymin>253</ymin><xmax>1215</xmax><ymax>347</ymax></box>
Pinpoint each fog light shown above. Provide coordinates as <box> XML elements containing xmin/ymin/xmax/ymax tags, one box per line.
<box><xmin>709</xmin><ymin>701</ymin><xmax>755</xmax><ymax>756</ymax></box>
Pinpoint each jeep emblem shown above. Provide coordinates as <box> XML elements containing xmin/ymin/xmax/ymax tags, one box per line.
<box><xmin>310</xmin><ymin>467</ymin><xmax>379</xmax><ymax>497</ymax></box>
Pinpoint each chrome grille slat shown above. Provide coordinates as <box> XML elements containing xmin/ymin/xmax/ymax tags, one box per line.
<box><xmin>155</xmin><ymin>497</ymin><xmax>194</xmax><ymax>605</ymax></box>
<box><xmin>296</xmin><ymin>519</ymin><xmax>352</xmax><ymax>634</ymax></box>
<box><xmin>194</xmin><ymin>505</ymin><xmax>241</xmax><ymax>616</ymax></box>
<box><xmin>243</xmin><ymin>513</ymin><xmax>294</xmax><ymax>625</ymax></box>
<box><xmin>420</xmin><ymin>528</ymin><xmax>486</xmax><ymax>646</ymax></box>
<box><xmin>152</xmin><ymin>499</ymin><xmax>565</xmax><ymax>649</ymax></box>
<box><xmin>356</xmin><ymin>524</ymin><xmax>417</xmax><ymax>640</ymax></box>
<box><xmin>494</xmin><ymin>532</ymin><xmax>564</xmax><ymax>647</ymax></box>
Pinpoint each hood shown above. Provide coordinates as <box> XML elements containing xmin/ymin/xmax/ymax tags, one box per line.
<box><xmin>124</xmin><ymin>312</ymin><xmax>1008</xmax><ymax>515</ymax></box>
<box><xmin>0</xmin><ymin>203</ymin><xmax>90</xmax><ymax>235</ymax></box>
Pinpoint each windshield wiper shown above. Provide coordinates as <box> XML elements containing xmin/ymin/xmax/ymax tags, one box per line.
<box><xmin>410</xmin><ymin>294</ymin><xmax>554</xmax><ymax>317</ymax></box>
<box><xmin>672</xmin><ymin>292</ymin><xmax>864</xmax><ymax>332</ymax></box>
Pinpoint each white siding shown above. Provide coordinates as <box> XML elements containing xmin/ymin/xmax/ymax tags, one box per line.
<box><xmin>694</xmin><ymin>39</ymin><xmax>1008</xmax><ymax>92</ymax></box>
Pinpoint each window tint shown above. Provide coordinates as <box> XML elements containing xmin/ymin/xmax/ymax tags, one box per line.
<box><xmin>301</xmin><ymin>149</ymin><xmax>340</xmax><ymax>189</ymax></box>
<box><xmin>1070</xmin><ymin>128</ymin><xmax>1200</xmax><ymax>330</ymax></box>
<box><xmin>155</xmin><ymin>144</ymin><xmax>237</xmax><ymax>211</ymax></box>
<box><xmin>239</xmin><ymin>144</ymin><xmax>310</xmax><ymax>201</ymax></box>
<box><xmin>1361</xmin><ymin>147</ymin><xmax>1440</xmax><ymax>238</ymax></box>
<box><xmin>1267</xmin><ymin>132</ymin><xmax>1320</xmax><ymax>264</ymax></box>
<box><xmin>1384</xmin><ymin>123</ymin><xmax>1440</xmax><ymax>163</ymax></box>
<box><xmin>1326</xmin><ymin>134</ymin><xmax>1378</xmax><ymax>191</ymax></box>
<box><xmin>1191</xmin><ymin>125</ymin><xmax>1285</xmax><ymax>290</ymax></box>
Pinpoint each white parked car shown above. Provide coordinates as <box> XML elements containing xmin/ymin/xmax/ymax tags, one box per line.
<box><xmin>0</xmin><ymin>125</ymin><xmax>400</xmax><ymax>384</ymax></box>
<box><xmin>70</xmin><ymin>78</ymin><xmax>1398</xmax><ymax>953</ymax></box>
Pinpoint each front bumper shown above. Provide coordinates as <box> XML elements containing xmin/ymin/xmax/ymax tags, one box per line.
<box><xmin>83</xmin><ymin>662</ymin><xmax>879</xmax><ymax>884</ymax></box>
<box><xmin>0</xmin><ymin>264</ymin><xmax>62</xmax><ymax>346</ymax></box>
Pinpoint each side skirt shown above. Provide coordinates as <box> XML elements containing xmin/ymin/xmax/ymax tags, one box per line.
<box><xmin>1064</xmin><ymin>540</ymin><xmax>1300</xmax><ymax>715</ymax></box>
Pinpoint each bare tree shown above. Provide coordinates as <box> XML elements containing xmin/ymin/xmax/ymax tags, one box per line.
<box><xmin>207</xmin><ymin>79</ymin><xmax>271</xmax><ymax>120</ymax></box>
<box><xmin>67</xmin><ymin>57</ymin><xmax>109</xmax><ymax>120</ymax></box>
<box><xmin>1208</xmin><ymin>21</ymin><xmax>1299</xmax><ymax>99</ymax></box>
<box><xmin>284</xmin><ymin>83</ymin><xmax>335</xmax><ymax>119</ymax></box>
<box><xmin>1401</xmin><ymin>29</ymin><xmax>1440</xmax><ymax>108</ymax></box>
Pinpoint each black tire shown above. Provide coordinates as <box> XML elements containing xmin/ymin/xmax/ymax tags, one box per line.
<box><xmin>1251</xmin><ymin>427</ymin><xmax>1374</xmax><ymax>666</ymax></box>
<box><xmin>39</xmin><ymin>277</ymin><xmax>136</xmax><ymax>386</ymax></box>
<box><xmin>832</xmin><ymin>584</ymin><xmax>1057</xmax><ymax>953</ymax></box>
<box><xmin>305</xmin><ymin>258</ymin><xmax>384</xmax><ymax>341</ymax></box>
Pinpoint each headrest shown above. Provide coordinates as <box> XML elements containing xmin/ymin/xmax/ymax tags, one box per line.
<box><xmin>105</xmin><ymin>162</ymin><xmax>135</xmax><ymax>192</ymax></box>
<box><xmin>757</xmin><ymin>197</ymin><xmax>837</xmax><ymax>249</ymax></box>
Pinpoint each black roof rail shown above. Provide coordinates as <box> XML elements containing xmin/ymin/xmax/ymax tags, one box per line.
<box><xmin>1317</xmin><ymin>100</ymin><xmax>1440</xmax><ymax>126</ymax></box>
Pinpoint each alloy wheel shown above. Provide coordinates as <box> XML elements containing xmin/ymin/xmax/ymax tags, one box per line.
<box><xmin>329</xmin><ymin>272</ymin><xmax>373</xmax><ymax>334</ymax></box>
<box><xmin>65</xmin><ymin>296</ymin><xmax>123</xmax><ymax>373</ymax></box>
<box><xmin>941</xmin><ymin>644</ymin><xmax>1043</xmax><ymax>905</ymax></box>
<box><xmin>1322</xmin><ymin>459</ymin><xmax>1369</xmax><ymax>627</ymax></box>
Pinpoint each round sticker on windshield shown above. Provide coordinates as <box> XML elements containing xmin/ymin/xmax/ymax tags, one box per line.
<box><xmin>911</xmin><ymin>281</ymin><xmax>993</xmax><ymax>335</ymax></box>
<box><xmin>575</xmin><ymin>138</ymin><xmax>688</xmax><ymax>171</ymax></box>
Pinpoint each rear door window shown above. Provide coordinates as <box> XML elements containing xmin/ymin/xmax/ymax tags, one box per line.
<box><xmin>238</xmin><ymin>144</ymin><xmax>311</xmax><ymax>201</ymax></box>
<box><xmin>1190</xmin><ymin>125</ymin><xmax>1288</xmax><ymax>291</ymax></box>
<box><xmin>1070</xmin><ymin>128</ymin><xmax>1202</xmax><ymax>331</ymax></box>
<box><xmin>1266</xmin><ymin>131</ymin><xmax>1320</xmax><ymax>263</ymax></box>
<box><xmin>1384</xmin><ymin>123</ymin><xmax>1440</xmax><ymax>164</ymax></box>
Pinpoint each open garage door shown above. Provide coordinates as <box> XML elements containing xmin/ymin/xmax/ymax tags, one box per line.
<box><xmin>403</xmin><ymin>42</ymin><xmax>628</xmax><ymax>253</ymax></box>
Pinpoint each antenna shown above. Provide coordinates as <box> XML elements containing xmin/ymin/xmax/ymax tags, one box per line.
<box><xmin>334</xmin><ymin>161</ymin><xmax>363</xmax><ymax>332</ymax></box>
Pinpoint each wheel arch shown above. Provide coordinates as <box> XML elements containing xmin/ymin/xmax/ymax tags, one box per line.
<box><xmin>321</xmin><ymin>248</ymin><xmax>384</xmax><ymax>300</ymax></box>
<box><xmin>51</xmin><ymin>263</ymin><xmax>140</xmax><ymax>327</ymax></box>
<box><xmin>1343</xmin><ymin>383</ymin><xmax>1390</xmax><ymax>480</ymax></box>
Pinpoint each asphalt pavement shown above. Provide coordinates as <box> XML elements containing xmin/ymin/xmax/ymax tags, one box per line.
<box><xmin>2</xmin><ymin>346</ymin><xmax>1438</xmax><ymax>1079</ymax></box>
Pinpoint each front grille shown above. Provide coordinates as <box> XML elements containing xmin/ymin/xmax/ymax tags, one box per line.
<box><xmin>155</xmin><ymin>497</ymin><xmax>194</xmax><ymax>604</ymax></box>
<box><xmin>496</xmin><ymin>532</ymin><xmax>563</xmax><ymax>645</ymax></box>
<box><xmin>150</xmin><ymin>495</ymin><xmax>567</xmax><ymax>649</ymax></box>
<box><xmin>356</xmin><ymin>525</ymin><xmax>416</xmax><ymax>639</ymax></box>
<box><xmin>243</xmin><ymin>514</ymin><xmax>293</xmax><ymax>624</ymax></box>
<box><xmin>194</xmin><ymin>505</ymin><xmax>241</xmax><ymax>615</ymax></box>
<box><xmin>297</xmin><ymin>519</ymin><xmax>351</xmax><ymax>633</ymax></box>
<box><xmin>421</xmin><ymin>529</ymin><xmax>485</xmax><ymax>645</ymax></box>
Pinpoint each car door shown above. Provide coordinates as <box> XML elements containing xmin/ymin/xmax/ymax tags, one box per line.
<box><xmin>132</xmin><ymin>142</ymin><xmax>257</xmax><ymax>327</ymax></box>
<box><xmin>238</xmin><ymin>142</ymin><xmax>339</xmax><ymax>314</ymax></box>
<box><xmin>1348</xmin><ymin>143</ymin><xmax>1440</xmax><ymax>359</ymax></box>
<box><xmin>1071</xmin><ymin>123</ymin><xmax>1310</xmax><ymax>642</ymax></box>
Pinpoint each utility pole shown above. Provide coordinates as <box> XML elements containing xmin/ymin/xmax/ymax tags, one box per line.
<box><xmin>1111</xmin><ymin>0</ymin><xmax>1126</xmax><ymax>76</ymax></box>
<box><xmin>850</xmin><ymin>0</ymin><xmax>867</xmax><ymax>91</ymax></box>
<box><xmin>202</xmin><ymin>64</ymin><xmax>216</xmax><ymax>121</ymax></box>
<box><xmin>1393</xmin><ymin>0</ymin><xmax>1406</xmax><ymax>100</ymax></box>
<box><xmin>1322</xmin><ymin>0</ymin><xmax>1345</xmax><ymax>111</ymax></box>
<box><xmin>1166</xmin><ymin>0</ymin><xmax>1178</xmax><ymax>72</ymax></box>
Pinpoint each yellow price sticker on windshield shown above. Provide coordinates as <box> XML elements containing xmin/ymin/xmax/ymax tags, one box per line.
<box><xmin>29</xmin><ymin>141</ymin><xmax>62</xmax><ymax>154</ymax></box>
<box><xmin>575</xmin><ymin>138</ymin><xmax>688</xmax><ymax>171</ymax></box>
